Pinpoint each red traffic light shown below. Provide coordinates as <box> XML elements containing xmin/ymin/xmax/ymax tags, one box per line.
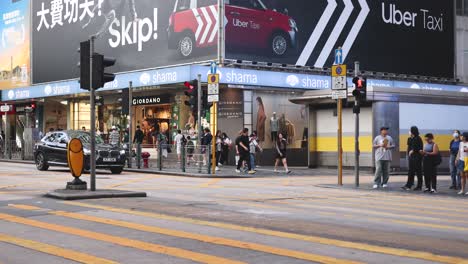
<box><xmin>184</xmin><ymin>81</ymin><xmax>194</xmax><ymax>90</ymax></box>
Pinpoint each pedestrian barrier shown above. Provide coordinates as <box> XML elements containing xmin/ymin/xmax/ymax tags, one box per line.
<box><xmin>0</xmin><ymin>140</ymin><xmax>37</xmax><ymax>161</ymax></box>
<box><xmin>126</xmin><ymin>143</ymin><xmax>211</xmax><ymax>174</ymax></box>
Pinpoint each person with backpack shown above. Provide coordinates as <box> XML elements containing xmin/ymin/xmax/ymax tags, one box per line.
<box><xmin>402</xmin><ymin>126</ymin><xmax>423</xmax><ymax>191</ymax></box>
<box><xmin>236</xmin><ymin>128</ymin><xmax>255</xmax><ymax>174</ymax></box>
<box><xmin>186</xmin><ymin>136</ymin><xmax>195</xmax><ymax>165</ymax></box>
<box><xmin>449</xmin><ymin>130</ymin><xmax>461</xmax><ymax>190</ymax></box>
<box><xmin>420</xmin><ymin>133</ymin><xmax>441</xmax><ymax>193</ymax></box>
<box><xmin>249</xmin><ymin>132</ymin><xmax>263</xmax><ymax>171</ymax></box>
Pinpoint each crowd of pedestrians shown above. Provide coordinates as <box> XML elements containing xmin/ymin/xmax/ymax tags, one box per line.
<box><xmin>373</xmin><ymin>125</ymin><xmax>468</xmax><ymax>195</ymax></box>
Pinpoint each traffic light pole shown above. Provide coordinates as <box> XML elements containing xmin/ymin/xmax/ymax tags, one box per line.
<box><xmin>354</xmin><ymin>61</ymin><xmax>360</xmax><ymax>188</ymax></box>
<box><xmin>338</xmin><ymin>99</ymin><xmax>343</xmax><ymax>186</ymax></box>
<box><xmin>89</xmin><ymin>36</ymin><xmax>96</xmax><ymax>192</ymax></box>
<box><xmin>197</xmin><ymin>74</ymin><xmax>202</xmax><ymax>147</ymax></box>
<box><xmin>128</xmin><ymin>81</ymin><xmax>133</xmax><ymax>168</ymax></box>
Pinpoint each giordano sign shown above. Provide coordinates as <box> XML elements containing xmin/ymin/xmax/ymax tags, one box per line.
<box><xmin>132</xmin><ymin>95</ymin><xmax>170</xmax><ymax>106</ymax></box>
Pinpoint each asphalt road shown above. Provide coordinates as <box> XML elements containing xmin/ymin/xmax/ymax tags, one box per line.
<box><xmin>0</xmin><ymin>162</ymin><xmax>467</xmax><ymax>264</ymax></box>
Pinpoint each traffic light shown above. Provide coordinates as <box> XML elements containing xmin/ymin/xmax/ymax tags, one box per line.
<box><xmin>121</xmin><ymin>88</ymin><xmax>129</xmax><ymax>115</ymax></box>
<box><xmin>79</xmin><ymin>40</ymin><xmax>91</xmax><ymax>90</ymax></box>
<box><xmin>92</xmin><ymin>53</ymin><xmax>116</xmax><ymax>89</ymax></box>
<box><xmin>184</xmin><ymin>80</ymin><xmax>198</xmax><ymax>111</ymax></box>
<box><xmin>352</xmin><ymin>76</ymin><xmax>367</xmax><ymax>101</ymax></box>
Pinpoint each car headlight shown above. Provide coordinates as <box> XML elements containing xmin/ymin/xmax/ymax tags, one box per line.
<box><xmin>120</xmin><ymin>150</ymin><xmax>126</xmax><ymax>155</ymax></box>
<box><xmin>83</xmin><ymin>148</ymin><xmax>91</xmax><ymax>155</ymax></box>
<box><xmin>289</xmin><ymin>19</ymin><xmax>297</xmax><ymax>31</ymax></box>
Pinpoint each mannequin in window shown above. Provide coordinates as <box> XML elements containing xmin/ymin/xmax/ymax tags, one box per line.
<box><xmin>270</xmin><ymin>112</ymin><xmax>279</xmax><ymax>143</ymax></box>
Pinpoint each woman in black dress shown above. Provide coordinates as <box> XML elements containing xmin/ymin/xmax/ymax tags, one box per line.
<box><xmin>274</xmin><ymin>133</ymin><xmax>291</xmax><ymax>174</ymax></box>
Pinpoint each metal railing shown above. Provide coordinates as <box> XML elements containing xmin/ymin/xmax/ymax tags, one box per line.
<box><xmin>127</xmin><ymin>143</ymin><xmax>212</xmax><ymax>174</ymax></box>
<box><xmin>0</xmin><ymin>140</ymin><xmax>37</xmax><ymax>161</ymax></box>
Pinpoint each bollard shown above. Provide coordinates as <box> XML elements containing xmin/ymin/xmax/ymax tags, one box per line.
<box><xmin>158</xmin><ymin>146</ymin><xmax>162</xmax><ymax>171</ymax></box>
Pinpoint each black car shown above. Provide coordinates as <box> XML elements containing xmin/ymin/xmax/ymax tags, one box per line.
<box><xmin>34</xmin><ymin>130</ymin><xmax>126</xmax><ymax>174</ymax></box>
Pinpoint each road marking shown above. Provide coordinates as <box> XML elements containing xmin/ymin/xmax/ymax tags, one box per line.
<box><xmin>270</xmin><ymin>200</ymin><xmax>468</xmax><ymax>225</ymax></box>
<box><xmin>105</xmin><ymin>175</ymin><xmax>160</xmax><ymax>189</ymax></box>
<box><xmin>8</xmin><ymin>204</ymin><xmax>42</xmax><ymax>211</ymax></box>
<box><xmin>63</xmin><ymin>201</ymin><xmax>468</xmax><ymax>264</ymax></box>
<box><xmin>199</xmin><ymin>178</ymin><xmax>221</xmax><ymax>188</ymax></box>
<box><xmin>0</xmin><ymin>233</ymin><xmax>117</xmax><ymax>264</ymax></box>
<box><xmin>48</xmin><ymin>210</ymin><xmax>361</xmax><ymax>264</ymax></box>
<box><xmin>0</xmin><ymin>213</ymin><xmax>245</xmax><ymax>264</ymax></box>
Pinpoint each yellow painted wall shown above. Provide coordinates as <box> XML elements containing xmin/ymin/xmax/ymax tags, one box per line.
<box><xmin>399</xmin><ymin>134</ymin><xmax>453</xmax><ymax>152</ymax></box>
<box><xmin>310</xmin><ymin>136</ymin><xmax>374</xmax><ymax>153</ymax></box>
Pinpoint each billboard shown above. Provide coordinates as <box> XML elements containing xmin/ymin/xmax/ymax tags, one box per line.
<box><xmin>224</xmin><ymin>0</ymin><xmax>455</xmax><ymax>78</ymax></box>
<box><xmin>32</xmin><ymin>0</ymin><xmax>219</xmax><ymax>84</ymax></box>
<box><xmin>0</xmin><ymin>0</ymin><xmax>31</xmax><ymax>89</ymax></box>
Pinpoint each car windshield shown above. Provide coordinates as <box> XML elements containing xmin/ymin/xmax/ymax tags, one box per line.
<box><xmin>69</xmin><ymin>131</ymin><xmax>104</xmax><ymax>144</ymax></box>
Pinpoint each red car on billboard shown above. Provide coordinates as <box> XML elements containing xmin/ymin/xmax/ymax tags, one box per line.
<box><xmin>168</xmin><ymin>0</ymin><xmax>298</xmax><ymax>57</ymax></box>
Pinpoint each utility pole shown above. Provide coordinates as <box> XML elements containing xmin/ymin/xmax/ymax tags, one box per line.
<box><xmin>89</xmin><ymin>36</ymin><xmax>96</xmax><ymax>192</ymax></box>
<box><xmin>338</xmin><ymin>99</ymin><xmax>343</xmax><ymax>186</ymax></box>
<box><xmin>128</xmin><ymin>81</ymin><xmax>133</xmax><ymax>168</ymax></box>
<box><xmin>354</xmin><ymin>61</ymin><xmax>360</xmax><ymax>188</ymax></box>
<box><xmin>197</xmin><ymin>74</ymin><xmax>202</xmax><ymax>146</ymax></box>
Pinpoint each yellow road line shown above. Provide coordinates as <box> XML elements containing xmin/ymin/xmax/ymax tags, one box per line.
<box><xmin>198</xmin><ymin>178</ymin><xmax>221</xmax><ymax>188</ymax></box>
<box><xmin>0</xmin><ymin>213</ymin><xmax>244</xmax><ymax>264</ymax></box>
<box><xmin>48</xmin><ymin>210</ymin><xmax>361</xmax><ymax>264</ymax></box>
<box><xmin>8</xmin><ymin>204</ymin><xmax>42</xmax><ymax>211</ymax></box>
<box><xmin>290</xmin><ymin>196</ymin><xmax>468</xmax><ymax>219</ymax></box>
<box><xmin>63</xmin><ymin>201</ymin><xmax>468</xmax><ymax>264</ymax></box>
<box><xmin>105</xmin><ymin>175</ymin><xmax>160</xmax><ymax>189</ymax></box>
<box><xmin>270</xmin><ymin>200</ymin><xmax>468</xmax><ymax>225</ymax></box>
<box><xmin>0</xmin><ymin>233</ymin><xmax>117</xmax><ymax>264</ymax></box>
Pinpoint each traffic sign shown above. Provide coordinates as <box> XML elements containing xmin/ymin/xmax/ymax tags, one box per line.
<box><xmin>334</xmin><ymin>48</ymin><xmax>343</xmax><ymax>65</ymax></box>
<box><xmin>332</xmin><ymin>65</ymin><xmax>347</xmax><ymax>77</ymax></box>
<box><xmin>208</xmin><ymin>84</ymin><xmax>219</xmax><ymax>95</ymax></box>
<box><xmin>208</xmin><ymin>94</ymin><xmax>219</xmax><ymax>103</ymax></box>
<box><xmin>331</xmin><ymin>90</ymin><xmax>347</xmax><ymax>100</ymax></box>
<box><xmin>208</xmin><ymin>74</ymin><xmax>219</xmax><ymax>84</ymax></box>
<box><xmin>0</xmin><ymin>105</ymin><xmax>11</xmax><ymax>112</ymax></box>
<box><xmin>210</xmin><ymin>62</ymin><xmax>217</xmax><ymax>74</ymax></box>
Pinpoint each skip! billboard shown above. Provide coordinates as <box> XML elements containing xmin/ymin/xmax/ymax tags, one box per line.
<box><xmin>32</xmin><ymin>0</ymin><xmax>220</xmax><ymax>84</ymax></box>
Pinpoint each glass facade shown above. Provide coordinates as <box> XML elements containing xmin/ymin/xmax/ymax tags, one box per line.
<box><xmin>457</xmin><ymin>0</ymin><xmax>468</xmax><ymax>16</ymax></box>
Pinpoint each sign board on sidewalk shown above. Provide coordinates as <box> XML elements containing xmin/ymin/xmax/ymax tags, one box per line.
<box><xmin>0</xmin><ymin>105</ymin><xmax>12</xmax><ymax>112</ymax></box>
<box><xmin>332</xmin><ymin>65</ymin><xmax>347</xmax><ymax>90</ymax></box>
<box><xmin>207</xmin><ymin>73</ymin><xmax>219</xmax><ymax>102</ymax></box>
<box><xmin>331</xmin><ymin>90</ymin><xmax>347</xmax><ymax>100</ymax></box>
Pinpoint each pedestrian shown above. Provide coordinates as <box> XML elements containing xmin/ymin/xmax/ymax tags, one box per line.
<box><xmin>274</xmin><ymin>132</ymin><xmax>291</xmax><ymax>174</ymax></box>
<box><xmin>449</xmin><ymin>130</ymin><xmax>461</xmax><ymax>190</ymax></box>
<box><xmin>158</xmin><ymin>132</ymin><xmax>169</xmax><ymax>158</ymax></box>
<box><xmin>249</xmin><ymin>132</ymin><xmax>263</xmax><ymax>171</ymax></box>
<box><xmin>402</xmin><ymin>126</ymin><xmax>423</xmax><ymax>191</ymax></box>
<box><xmin>201</xmin><ymin>128</ymin><xmax>213</xmax><ymax>166</ymax></box>
<box><xmin>186</xmin><ymin>136</ymin><xmax>195</xmax><ymax>165</ymax></box>
<box><xmin>109</xmin><ymin>126</ymin><xmax>120</xmax><ymax>146</ymax></box>
<box><xmin>420</xmin><ymin>133</ymin><xmax>440</xmax><ymax>193</ymax></box>
<box><xmin>215</xmin><ymin>130</ymin><xmax>222</xmax><ymax>171</ymax></box>
<box><xmin>373</xmin><ymin>127</ymin><xmax>395</xmax><ymax>189</ymax></box>
<box><xmin>82</xmin><ymin>126</ymin><xmax>86</xmax><ymax>131</ymax></box>
<box><xmin>133</xmin><ymin>125</ymin><xmax>144</xmax><ymax>169</ymax></box>
<box><xmin>220</xmin><ymin>132</ymin><xmax>231</xmax><ymax>165</ymax></box>
<box><xmin>123</xmin><ymin>129</ymin><xmax>129</xmax><ymax>144</ymax></box>
<box><xmin>236</xmin><ymin>128</ymin><xmax>255</xmax><ymax>174</ymax></box>
<box><xmin>456</xmin><ymin>132</ymin><xmax>468</xmax><ymax>195</ymax></box>
<box><xmin>174</xmin><ymin>129</ymin><xmax>184</xmax><ymax>162</ymax></box>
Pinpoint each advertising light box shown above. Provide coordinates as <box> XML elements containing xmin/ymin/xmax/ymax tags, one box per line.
<box><xmin>224</xmin><ymin>0</ymin><xmax>455</xmax><ymax>78</ymax></box>
<box><xmin>32</xmin><ymin>0</ymin><xmax>219</xmax><ymax>84</ymax></box>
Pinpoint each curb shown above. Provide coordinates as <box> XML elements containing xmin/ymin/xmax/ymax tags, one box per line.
<box><xmin>45</xmin><ymin>189</ymin><xmax>147</xmax><ymax>200</ymax></box>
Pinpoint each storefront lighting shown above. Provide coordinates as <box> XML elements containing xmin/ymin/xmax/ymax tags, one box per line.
<box><xmin>60</xmin><ymin>101</ymin><xmax>68</xmax><ymax>105</ymax></box>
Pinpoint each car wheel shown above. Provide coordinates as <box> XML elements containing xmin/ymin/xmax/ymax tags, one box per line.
<box><xmin>178</xmin><ymin>35</ymin><xmax>194</xmax><ymax>57</ymax></box>
<box><xmin>35</xmin><ymin>152</ymin><xmax>49</xmax><ymax>171</ymax></box>
<box><xmin>271</xmin><ymin>33</ymin><xmax>288</xmax><ymax>56</ymax></box>
<box><xmin>110</xmin><ymin>167</ymin><xmax>124</xmax><ymax>174</ymax></box>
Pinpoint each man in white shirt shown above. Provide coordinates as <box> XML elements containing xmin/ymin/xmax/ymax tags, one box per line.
<box><xmin>174</xmin><ymin>130</ymin><xmax>184</xmax><ymax>162</ymax></box>
<box><xmin>373</xmin><ymin>127</ymin><xmax>395</xmax><ymax>189</ymax></box>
